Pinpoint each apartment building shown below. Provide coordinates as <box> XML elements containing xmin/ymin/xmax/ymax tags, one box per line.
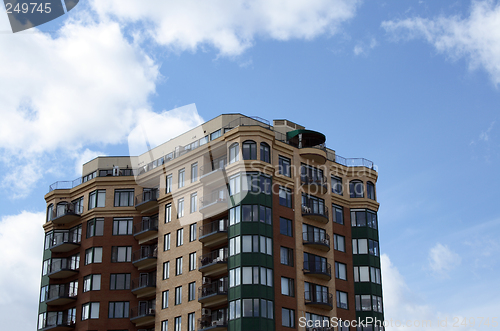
<box><xmin>38</xmin><ymin>114</ymin><xmax>383</xmax><ymax>331</ymax></box>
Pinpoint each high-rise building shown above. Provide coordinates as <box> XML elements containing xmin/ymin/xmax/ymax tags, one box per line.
<box><xmin>38</xmin><ymin>114</ymin><xmax>383</xmax><ymax>331</ymax></box>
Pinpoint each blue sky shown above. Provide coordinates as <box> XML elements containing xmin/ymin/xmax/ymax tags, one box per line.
<box><xmin>1</xmin><ymin>1</ymin><xmax>499</xmax><ymax>330</ymax></box>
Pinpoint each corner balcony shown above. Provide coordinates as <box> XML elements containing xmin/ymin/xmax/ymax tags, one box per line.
<box><xmin>198</xmin><ymin>309</ymin><xmax>228</xmax><ymax>331</ymax></box>
<box><xmin>287</xmin><ymin>129</ymin><xmax>327</xmax><ymax>164</ymax></box>
<box><xmin>303</xmin><ymin>261</ymin><xmax>332</xmax><ymax>280</ymax></box>
<box><xmin>302</xmin><ymin>232</ymin><xmax>330</xmax><ymax>252</ymax></box>
<box><xmin>135</xmin><ymin>189</ymin><xmax>159</xmax><ymax>212</ymax></box>
<box><xmin>198</xmin><ymin>278</ymin><xmax>228</xmax><ymax>307</ymax></box>
<box><xmin>130</xmin><ymin>301</ymin><xmax>155</xmax><ymax>327</ymax></box>
<box><xmin>301</xmin><ymin>175</ymin><xmax>328</xmax><ymax>195</ymax></box>
<box><xmin>199</xmin><ymin>191</ymin><xmax>229</xmax><ymax>219</ymax></box>
<box><xmin>45</xmin><ymin>284</ymin><xmax>77</xmax><ymax>306</ymax></box>
<box><xmin>50</xmin><ymin>205</ymin><xmax>82</xmax><ymax>225</ymax></box>
<box><xmin>133</xmin><ymin>216</ymin><xmax>158</xmax><ymax>244</ymax></box>
<box><xmin>47</xmin><ymin>258</ymin><xmax>78</xmax><ymax>279</ymax></box>
<box><xmin>199</xmin><ymin>219</ymin><xmax>228</xmax><ymax>248</ymax></box>
<box><xmin>199</xmin><ymin>248</ymin><xmax>228</xmax><ymax>277</ymax></box>
<box><xmin>132</xmin><ymin>246</ymin><xmax>157</xmax><ymax>271</ymax></box>
<box><xmin>305</xmin><ymin>291</ymin><xmax>334</xmax><ymax>310</ymax></box>
<box><xmin>200</xmin><ymin>163</ymin><xmax>227</xmax><ymax>187</ymax></box>
<box><xmin>48</xmin><ymin>232</ymin><xmax>80</xmax><ymax>253</ymax></box>
<box><xmin>41</xmin><ymin>311</ymin><xmax>75</xmax><ymax>331</ymax></box>
<box><xmin>301</xmin><ymin>202</ymin><xmax>329</xmax><ymax>224</ymax></box>
<box><xmin>131</xmin><ymin>273</ymin><xmax>156</xmax><ymax>299</ymax></box>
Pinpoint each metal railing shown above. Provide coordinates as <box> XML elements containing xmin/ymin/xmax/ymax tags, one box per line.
<box><xmin>301</xmin><ymin>174</ymin><xmax>328</xmax><ymax>186</ymax></box>
<box><xmin>304</xmin><ymin>291</ymin><xmax>333</xmax><ymax>306</ymax></box>
<box><xmin>200</xmin><ymin>161</ymin><xmax>226</xmax><ymax>177</ymax></box>
<box><xmin>42</xmin><ymin>311</ymin><xmax>76</xmax><ymax>329</ymax></box>
<box><xmin>198</xmin><ymin>278</ymin><xmax>228</xmax><ymax>299</ymax></box>
<box><xmin>130</xmin><ymin>301</ymin><xmax>155</xmax><ymax>319</ymax></box>
<box><xmin>200</xmin><ymin>191</ymin><xmax>228</xmax><ymax>209</ymax></box>
<box><xmin>132</xmin><ymin>273</ymin><xmax>157</xmax><ymax>290</ymax></box>
<box><xmin>132</xmin><ymin>245</ymin><xmax>157</xmax><ymax>263</ymax></box>
<box><xmin>333</xmin><ymin>154</ymin><xmax>374</xmax><ymax>169</ymax></box>
<box><xmin>46</xmin><ymin>284</ymin><xmax>77</xmax><ymax>301</ymax></box>
<box><xmin>199</xmin><ymin>248</ymin><xmax>228</xmax><ymax>267</ymax></box>
<box><xmin>50</xmin><ymin>204</ymin><xmax>83</xmax><ymax>220</ymax></box>
<box><xmin>303</xmin><ymin>261</ymin><xmax>332</xmax><ymax>278</ymax></box>
<box><xmin>301</xmin><ymin>201</ymin><xmax>329</xmax><ymax>219</ymax></box>
<box><xmin>198</xmin><ymin>309</ymin><xmax>228</xmax><ymax>330</ymax></box>
<box><xmin>302</xmin><ymin>232</ymin><xmax>330</xmax><ymax>248</ymax></box>
<box><xmin>47</xmin><ymin>258</ymin><xmax>78</xmax><ymax>274</ymax></box>
<box><xmin>135</xmin><ymin>188</ymin><xmax>159</xmax><ymax>206</ymax></box>
<box><xmin>199</xmin><ymin>219</ymin><xmax>228</xmax><ymax>238</ymax></box>
<box><xmin>133</xmin><ymin>216</ymin><xmax>159</xmax><ymax>235</ymax></box>
<box><xmin>48</xmin><ymin>231</ymin><xmax>81</xmax><ymax>249</ymax></box>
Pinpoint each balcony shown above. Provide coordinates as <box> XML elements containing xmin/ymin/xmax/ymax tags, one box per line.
<box><xmin>134</xmin><ymin>216</ymin><xmax>158</xmax><ymax>244</ymax></box>
<box><xmin>200</xmin><ymin>162</ymin><xmax>227</xmax><ymax>187</ymax></box>
<box><xmin>47</xmin><ymin>258</ymin><xmax>78</xmax><ymax>279</ymax></box>
<box><xmin>41</xmin><ymin>311</ymin><xmax>75</xmax><ymax>331</ymax></box>
<box><xmin>199</xmin><ymin>191</ymin><xmax>229</xmax><ymax>218</ymax></box>
<box><xmin>287</xmin><ymin>129</ymin><xmax>327</xmax><ymax>164</ymax></box>
<box><xmin>132</xmin><ymin>246</ymin><xmax>157</xmax><ymax>271</ymax></box>
<box><xmin>301</xmin><ymin>175</ymin><xmax>328</xmax><ymax>195</ymax></box>
<box><xmin>303</xmin><ymin>261</ymin><xmax>332</xmax><ymax>280</ymax></box>
<box><xmin>48</xmin><ymin>232</ymin><xmax>80</xmax><ymax>253</ymax></box>
<box><xmin>198</xmin><ymin>278</ymin><xmax>228</xmax><ymax>307</ymax></box>
<box><xmin>198</xmin><ymin>309</ymin><xmax>228</xmax><ymax>331</ymax></box>
<box><xmin>135</xmin><ymin>189</ymin><xmax>159</xmax><ymax>212</ymax></box>
<box><xmin>302</xmin><ymin>232</ymin><xmax>330</xmax><ymax>252</ymax></box>
<box><xmin>199</xmin><ymin>219</ymin><xmax>228</xmax><ymax>247</ymax></box>
<box><xmin>131</xmin><ymin>273</ymin><xmax>157</xmax><ymax>299</ymax></box>
<box><xmin>130</xmin><ymin>301</ymin><xmax>155</xmax><ymax>327</ymax></box>
<box><xmin>301</xmin><ymin>201</ymin><xmax>329</xmax><ymax>224</ymax></box>
<box><xmin>199</xmin><ymin>248</ymin><xmax>228</xmax><ymax>277</ymax></box>
<box><xmin>305</xmin><ymin>291</ymin><xmax>334</xmax><ymax>310</ymax></box>
<box><xmin>50</xmin><ymin>205</ymin><xmax>82</xmax><ymax>225</ymax></box>
<box><xmin>45</xmin><ymin>284</ymin><xmax>77</xmax><ymax>306</ymax></box>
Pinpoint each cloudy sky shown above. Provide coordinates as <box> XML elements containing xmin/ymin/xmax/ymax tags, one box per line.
<box><xmin>1</xmin><ymin>1</ymin><xmax>499</xmax><ymax>330</ymax></box>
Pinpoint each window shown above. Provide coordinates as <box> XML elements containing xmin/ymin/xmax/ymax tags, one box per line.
<box><xmin>370</xmin><ymin>267</ymin><xmax>382</xmax><ymax>284</ymax></box>
<box><xmin>114</xmin><ymin>189</ymin><xmax>134</xmax><ymax>207</ymax></box>
<box><xmin>110</xmin><ymin>274</ymin><xmax>131</xmax><ymax>290</ymax></box>
<box><xmin>88</xmin><ymin>190</ymin><xmax>105</xmax><ymax>209</ymax></box>
<box><xmin>282</xmin><ymin>308</ymin><xmax>295</xmax><ymax>328</ymax></box>
<box><xmin>229</xmin><ymin>174</ymin><xmax>241</xmax><ymax>196</ymax></box>
<box><xmin>369</xmin><ymin>239</ymin><xmax>380</xmax><ymax>256</ymax></box>
<box><xmin>165</xmin><ymin>204</ymin><xmax>172</xmax><ymax>223</ymax></box>
<box><xmin>279</xmin><ymin>186</ymin><xmax>292</xmax><ymax>208</ymax></box>
<box><xmin>188</xmin><ymin>282</ymin><xmax>196</xmax><ymax>301</ymax></box>
<box><xmin>229</xmin><ymin>267</ymin><xmax>241</xmax><ymax>287</ymax></box>
<box><xmin>238</xmin><ymin>299</ymin><xmax>272</xmax><ymax>319</ymax></box>
<box><xmin>353</xmin><ymin>266</ymin><xmax>370</xmax><ymax>282</ymax></box>
<box><xmin>85</xmin><ymin>247</ymin><xmax>103</xmax><ymax>265</ymax></box>
<box><xmin>72</xmin><ymin>197</ymin><xmax>84</xmax><ymax>214</ymax></box>
<box><xmin>302</xmin><ymin>194</ymin><xmax>326</xmax><ymax>215</ymax></box>
<box><xmin>83</xmin><ymin>274</ymin><xmax>101</xmax><ymax>292</ymax></box>
<box><xmin>260</xmin><ymin>142</ymin><xmax>270</xmax><ymax>163</ymax></box>
<box><xmin>280</xmin><ymin>217</ymin><xmax>293</xmax><ymax>236</ymax></box>
<box><xmin>188</xmin><ymin>312</ymin><xmax>196</xmax><ymax>331</ymax></box>
<box><xmin>189</xmin><ymin>223</ymin><xmax>196</xmax><ymax>241</ymax></box>
<box><xmin>229</xmin><ymin>143</ymin><xmax>239</xmax><ymax>164</ymax></box>
<box><xmin>334</xmin><ymin>234</ymin><xmax>345</xmax><ymax>252</ymax></box>
<box><xmin>229</xmin><ymin>236</ymin><xmax>241</xmax><ymax>256</ymax></box>
<box><xmin>178</xmin><ymin>169</ymin><xmax>185</xmax><ymax>188</ymax></box>
<box><xmin>349</xmin><ymin>180</ymin><xmax>364</xmax><ymax>198</ymax></box>
<box><xmin>111</xmin><ymin>246</ymin><xmax>132</xmax><ymax>262</ymax></box>
<box><xmin>332</xmin><ymin>176</ymin><xmax>343</xmax><ymax>195</ymax></box>
<box><xmin>241</xmin><ymin>235</ymin><xmax>272</xmax><ymax>255</ymax></box>
<box><xmin>303</xmin><ymin>253</ymin><xmax>327</xmax><ymax>273</ymax></box>
<box><xmin>229</xmin><ymin>206</ymin><xmax>241</xmax><ymax>226</ymax></box>
<box><xmin>242</xmin><ymin>140</ymin><xmax>257</xmax><ymax>160</ymax></box>
<box><xmin>166</xmin><ymin>174</ymin><xmax>173</xmax><ymax>193</ymax></box>
<box><xmin>367</xmin><ymin>181</ymin><xmax>376</xmax><ymax>200</ymax></box>
<box><xmin>281</xmin><ymin>277</ymin><xmax>294</xmax><ymax>297</ymax></box>
<box><xmin>108</xmin><ymin>301</ymin><xmax>129</xmax><ymax>318</ymax></box>
<box><xmin>190</xmin><ymin>193</ymin><xmax>197</xmax><ymax>213</ymax></box>
<box><xmin>86</xmin><ymin>218</ymin><xmax>104</xmax><ymax>238</ymax></box>
<box><xmin>279</xmin><ymin>156</ymin><xmax>291</xmax><ymax>177</ymax></box>
<box><xmin>210</xmin><ymin>129</ymin><xmax>221</xmax><ymax>140</ymax></box>
<box><xmin>177</xmin><ymin>198</ymin><xmax>184</xmax><ymax>218</ymax></box>
<box><xmin>162</xmin><ymin>290</ymin><xmax>169</xmax><ymax>309</ymax></box>
<box><xmin>355</xmin><ymin>295</ymin><xmax>382</xmax><ymax>313</ymax></box>
<box><xmin>191</xmin><ymin>163</ymin><xmax>198</xmax><ymax>183</ymax></box>
<box><xmin>189</xmin><ymin>252</ymin><xmax>196</xmax><ymax>271</ymax></box>
<box><xmin>164</xmin><ymin>233</ymin><xmax>171</xmax><ymax>251</ymax></box>
<box><xmin>242</xmin><ymin>266</ymin><xmax>272</xmax><ymax>286</ymax></box>
<box><xmin>46</xmin><ymin>204</ymin><xmax>53</xmax><ymax>223</ymax></box>
<box><xmin>302</xmin><ymin>223</ymin><xmax>327</xmax><ymax>245</ymax></box>
<box><xmin>352</xmin><ymin>239</ymin><xmax>367</xmax><ymax>254</ymax></box>
<box><xmin>280</xmin><ymin>247</ymin><xmax>293</xmax><ymax>266</ymax></box>
<box><xmin>82</xmin><ymin>302</ymin><xmax>99</xmax><ymax>320</ymax></box>
<box><xmin>351</xmin><ymin>209</ymin><xmax>378</xmax><ymax>229</ymax></box>
<box><xmin>332</xmin><ymin>204</ymin><xmax>344</xmax><ymax>224</ymax></box>
<box><xmin>175</xmin><ymin>316</ymin><xmax>182</xmax><ymax>331</ymax></box>
<box><xmin>163</xmin><ymin>261</ymin><xmax>170</xmax><ymax>280</ymax></box>
<box><xmin>175</xmin><ymin>286</ymin><xmax>182</xmax><ymax>305</ymax></box>
<box><xmin>229</xmin><ymin>299</ymin><xmax>241</xmax><ymax>320</ymax></box>
<box><xmin>176</xmin><ymin>228</ymin><xmax>184</xmax><ymax>246</ymax></box>
<box><xmin>112</xmin><ymin>218</ymin><xmax>133</xmax><ymax>235</ymax></box>
<box><xmin>176</xmin><ymin>257</ymin><xmax>183</xmax><ymax>275</ymax></box>
<box><xmin>335</xmin><ymin>262</ymin><xmax>347</xmax><ymax>280</ymax></box>
<box><xmin>336</xmin><ymin>291</ymin><xmax>348</xmax><ymax>309</ymax></box>
<box><xmin>162</xmin><ymin>320</ymin><xmax>168</xmax><ymax>331</ymax></box>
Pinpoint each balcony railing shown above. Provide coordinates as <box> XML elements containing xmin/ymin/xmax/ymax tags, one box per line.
<box><xmin>200</xmin><ymin>161</ymin><xmax>226</xmax><ymax>177</ymax></box>
<box><xmin>305</xmin><ymin>291</ymin><xmax>333</xmax><ymax>307</ymax></box>
<box><xmin>49</xmin><ymin>204</ymin><xmax>83</xmax><ymax>223</ymax></box>
<box><xmin>132</xmin><ymin>273</ymin><xmax>157</xmax><ymax>291</ymax></box>
<box><xmin>46</xmin><ymin>284</ymin><xmax>77</xmax><ymax>302</ymax></box>
<box><xmin>303</xmin><ymin>261</ymin><xmax>332</xmax><ymax>279</ymax></box>
<box><xmin>133</xmin><ymin>216</ymin><xmax>159</xmax><ymax>235</ymax></box>
<box><xmin>199</xmin><ymin>219</ymin><xmax>228</xmax><ymax>238</ymax></box>
<box><xmin>135</xmin><ymin>189</ymin><xmax>159</xmax><ymax>207</ymax></box>
<box><xmin>301</xmin><ymin>174</ymin><xmax>327</xmax><ymax>186</ymax></box>
<box><xmin>47</xmin><ymin>258</ymin><xmax>78</xmax><ymax>275</ymax></box>
<box><xmin>132</xmin><ymin>245</ymin><xmax>158</xmax><ymax>263</ymax></box>
<box><xmin>130</xmin><ymin>301</ymin><xmax>155</xmax><ymax>319</ymax></box>
<box><xmin>302</xmin><ymin>232</ymin><xmax>330</xmax><ymax>249</ymax></box>
<box><xmin>199</xmin><ymin>248</ymin><xmax>228</xmax><ymax>268</ymax></box>
<box><xmin>41</xmin><ymin>311</ymin><xmax>76</xmax><ymax>329</ymax></box>
<box><xmin>200</xmin><ymin>191</ymin><xmax>228</xmax><ymax>209</ymax></box>
<box><xmin>301</xmin><ymin>200</ymin><xmax>329</xmax><ymax>223</ymax></box>
<box><xmin>199</xmin><ymin>278</ymin><xmax>229</xmax><ymax>300</ymax></box>
<box><xmin>199</xmin><ymin>308</ymin><xmax>228</xmax><ymax>330</ymax></box>
<box><xmin>48</xmin><ymin>231</ymin><xmax>81</xmax><ymax>249</ymax></box>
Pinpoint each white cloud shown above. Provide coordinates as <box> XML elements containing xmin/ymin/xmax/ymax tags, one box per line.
<box><xmin>428</xmin><ymin>243</ymin><xmax>461</xmax><ymax>277</ymax></box>
<box><xmin>72</xmin><ymin>148</ymin><xmax>106</xmax><ymax>176</ymax></box>
<box><xmin>381</xmin><ymin>0</ymin><xmax>500</xmax><ymax>85</ymax></box>
<box><xmin>0</xmin><ymin>211</ymin><xmax>45</xmax><ymax>331</ymax></box>
<box><xmin>479</xmin><ymin>121</ymin><xmax>495</xmax><ymax>142</ymax></box>
<box><xmin>89</xmin><ymin>0</ymin><xmax>361</xmax><ymax>56</ymax></box>
<box><xmin>354</xmin><ymin>37</ymin><xmax>378</xmax><ymax>56</ymax></box>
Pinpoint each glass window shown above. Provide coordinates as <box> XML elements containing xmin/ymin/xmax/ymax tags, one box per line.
<box><xmin>82</xmin><ymin>302</ymin><xmax>100</xmax><ymax>320</ymax></box>
<box><xmin>279</xmin><ymin>156</ymin><xmax>291</xmax><ymax>177</ymax></box>
<box><xmin>175</xmin><ymin>286</ymin><xmax>182</xmax><ymax>305</ymax></box>
<box><xmin>177</xmin><ymin>198</ymin><xmax>184</xmax><ymax>218</ymax></box>
<box><xmin>112</xmin><ymin>218</ymin><xmax>133</xmax><ymax>235</ymax></box>
<box><xmin>163</xmin><ymin>261</ymin><xmax>170</xmax><ymax>280</ymax></box>
<box><xmin>108</xmin><ymin>301</ymin><xmax>129</xmax><ymax>318</ymax></box>
<box><xmin>164</xmin><ymin>233</ymin><xmax>171</xmax><ymax>251</ymax></box>
<box><xmin>349</xmin><ymin>180</ymin><xmax>364</xmax><ymax>198</ymax></box>
<box><xmin>176</xmin><ymin>257</ymin><xmax>183</xmax><ymax>275</ymax></box>
<box><xmin>86</xmin><ymin>218</ymin><xmax>104</xmax><ymax>238</ymax></box>
<box><xmin>166</xmin><ymin>174</ymin><xmax>173</xmax><ymax>193</ymax></box>
<box><xmin>282</xmin><ymin>308</ymin><xmax>295</xmax><ymax>328</ymax></box>
<box><xmin>260</xmin><ymin>142</ymin><xmax>270</xmax><ymax>163</ymax></box>
<box><xmin>188</xmin><ymin>282</ymin><xmax>196</xmax><ymax>301</ymax></box>
<box><xmin>229</xmin><ymin>143</ymin><xmax>239</xmax><ymax>164</ymax></box>
<box><xmin>190</xmin><ymin>193</ymin><xmax>197</xmax><ymax>213</ymax></box>
<box><xmin>165</xmin><ymin>204</ymin><xmax>172</xmax><ymax>223</ymax></box>
<box><xmin>162</xmin><ymin>290</ymin><xmax>169</xmax><ymax>309</ymax></box>
<box><xmin>114</xmin><ymin>189</ymin><xmax>134</xmax><ymax>207</ymax></box>
<box><xmin>83</xmin><ymin>274</ymin><xmax>101</xmax><ymax>292</ymax></box>
<box><xmin>178</xmin><ymin>169</ymin><xmax>185</xmax><ymax>188</ymax></box>
<box><xmin>191</xmin><ymin>163</ymin><xmax>198</xmax><ymax>183</ymax></box>
<box><xmin>333</xmin><ymin>204</ymin><xmax>344</xmax><ymax>224</ymax></box>
<box><xmin>110</xmin><ymin>273</ymin><xmax>131</xmax><ymax>290</ymax></box>
<box><xmin>176</xmin><ymin>228</ymin><xmax>184</xmax><ymax>247</ymax></box>
<box><xmin>210</xmin><ymin>129</ymin><xmax>221</xmax><ymax>140</ymax></box>
<box><xmin>281</xmin><ymin>277</ymin><xmax>294</xmax><ymax>296</ymax></box>
<box><xmin>336</xmin><ymin>291</ymin><xmax>348</xmax><ymax>309</ymax></box>
<box><xmin>367</xmin><ymin>181</ymin><xmax>376</xmax><ymax>200</ymax></box>
<box><xmin>88</xmin><ymin>190</ymin><xmax>105</xmax><ymax>209</ymax></box>
<box><xmin>352</xmin><ymin>239</ymin><xmax>368</xmax><ymax>255</ymax></box>
<box><xmin>279</xmin><ymin>186</ymin><xmax>292</xmax><ymax>208</ymax></box>
<box><xmin>111</xmin><ymin>246</ymin><xmax>132</xmax><ymax>262</ymax></box>
<box><xmin>242</xmin><ymin>140</ymin><xmax>257</xmax><ymax>160</ymax></box>
<box><xmin>332</xmin><ymin>176</ymin><xmax>343</xmax><ymax>195</ymax></box>
<box><xmin>280</xmin><ymin>247</ymin><xmax>293</xmax><ymax>266</ymax></box>
<box><xmin>188</xmin><ymin>312</ymin><xmax>196</xmax><ymax>331</ymax></box>
<box><xmin>334</xmin><ymin>234</ymin><xmax>345</xmax><ymax>252</ymax></box>
<box><xmin>175</xmin><ymin>316</ymin><xmax>182</xmax><ymax>331</ymax></box>
<box><xmin>189</xmin><ymin>252</ymin><xmax>196</xmax><ymax>271</ymax></box>
<box><xmin>335</xmin><ymin>262</ymin><xmax>347</xmax><ymax>280</ymax></box>
<box><xmin>85</xmin><ymin>247</ymin><xmax>102</xmax><ymax>265</ymax></box>
<box><xmin>189</xmin><ymin>223</ymin><xmax>197</xmax><ymax>241</ymax></box>
<box><xmin>280</xmin><ymin>217</ymin><xmax>293</xmax><ymax>237</ymax></box>
<box><xmin>162</xmin><ymin>320</ymin><xmax>168</xmax><ymax>331</ymax></box>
